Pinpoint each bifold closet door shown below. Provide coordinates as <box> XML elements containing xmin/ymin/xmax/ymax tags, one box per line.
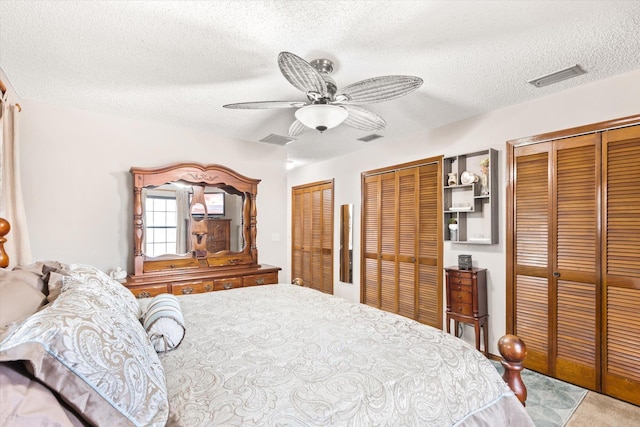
<box><xmin>512</xmin><ymin>133</ymin><xmax>600</xmax><ymax>390</ymax></box>
<box><xmin>361</xmin><ymin>160</ymin><xmax>442</xmax><ymax>328</ymax></box>
<box><xmin>291</xmin><ymin>180</ymin><xmax>334</xmax><ymax>294</ymax></box>
<box><xmin>602</xmin><ymin>125</ymin><xmax>640</xmax><ymax>405</ymax></box>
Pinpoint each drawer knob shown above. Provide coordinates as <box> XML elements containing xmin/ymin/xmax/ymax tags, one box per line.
<box><xmin>224</xmin><ymin>282</ymin><xmax>233</xmax><ymax>290</ymax></box>
<box><xmin>137</xmin><ymin>291</ymin><xmax>151</xmax><ymax>299</ymax></box>
<box><xmin>458</xmin><ymin>306</ymin><xmax>462</xmax><ymax>311</ymax></box>
<box><xmin>458</xmin><ymin>295</ymin><xmax>462</xmax><ymax>300</ymax></box>
<box><xmin>182</xmin><ymin>287</ymin><xmax>193</xmax><ymax>294</ymax></box>
<box><xmin>255</xmin><ymin>278</ymin><xmax>265</xmax><ymax>285</ymax></box>
<box><xmin>457</xmin><ymin>285</ymin><xmax>462</xmax><ymax>290</ymax></box>
<box><xmin>205</xmin><ymin>284</ymin><xmax>212</xmax><ymax>292</ymax></box>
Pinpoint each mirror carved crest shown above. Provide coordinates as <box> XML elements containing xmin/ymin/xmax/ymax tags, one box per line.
<box><xmin>131</xmin><ymin>163</ymin><xmax>261</xmax><ymax>278</ymax></box>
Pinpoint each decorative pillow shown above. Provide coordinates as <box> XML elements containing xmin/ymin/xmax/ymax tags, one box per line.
<box><xmin>0</xmin><ymin>273</ymin><xmax>169</xmax><ymax>426</ymax></box>
<box><xmin>65</xmin><ymin>263</ymin><xmax>140</xmax><ymax>318</ymax></box>
<box><xmin>143</xmin><ymin>294</ymin><xmax>186</xmax><ymax>353</ymax></box>
<box><xmin>0</xmin><ymin>271</ymin><xmax>47</xmax><ymax>329</ymax></box>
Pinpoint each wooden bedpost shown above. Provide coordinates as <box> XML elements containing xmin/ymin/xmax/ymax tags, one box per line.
<box><xmin>498</xmin><ymin>334</ymin><xmax>527</xmax><ymax>406</ymax></box>
<box><xmin>0</xmin><ymin>217</ymin><xmax>10</xmax><ymax>268</ymax></box>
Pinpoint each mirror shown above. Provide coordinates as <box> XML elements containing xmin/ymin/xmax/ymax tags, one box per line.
<box><xmin>142</xmin><ymin>184</ymin><xmax>244</xmax><ymax>257</ymax></box>
<box><xmin>340</xmin><ymin>204</ymin><xmax>353</xmax><ymax>283</ymax></box>
<box><xmin>131</xmin><ymin>163</ymin><xmax>260</xmax><ymax>278</ymax></box>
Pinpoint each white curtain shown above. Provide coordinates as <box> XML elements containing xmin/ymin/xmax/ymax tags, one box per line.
<box><xmin>0</xmin><ymin>96</ymin><xmax>31</xmax><ymax>268</ymax></box>
<box><xmin>176</xmin><ymin>189</ymin><xmax>189</xmax><ymax>254</ymax></box>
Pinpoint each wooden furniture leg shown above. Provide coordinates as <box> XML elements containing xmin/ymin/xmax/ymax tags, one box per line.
<box><xmin>498</xmin><ymin>334</ymin><xmax>527</xmax><ymax>406</ymax></box>
<box><xmin>0</xmin><ymin>217</ymin><xmax>9</xmax><ymax>268</ymax></box>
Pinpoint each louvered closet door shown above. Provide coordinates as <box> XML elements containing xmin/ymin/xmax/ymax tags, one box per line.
<box><xmin>417</xmin><ymin>163</ymin><xmax>442</xmax><ymax>327</ymax></box>
<box><xmin>513</xmin><ymin>142</ymin><xmax>552</xmax><ymax>373</ymax></box>
<box><xmin>553</xmin><ymin>134</ymin><xmax>600</xmax><ymax>390</ymax></box>
<box><xmin>602</xmin><ymin>125</ymin><xmax>640</xmax><ymax>406</ymax></box>
<box><xmin>361</xmin><ymin>158</ymin><xmax>442</xmax><ymax>328</ymax></box>
<box><xmin>513</xmin><ymin>134</ymin><xmax>600</xmax><ymax>389</ymax></box>
<box><xmin>362</xmin><ymin>174</ymin><xmax>381</xmax><ymax>307</ymax></box>
<box><xmin>291</xmin><ymin>181</ymin><xmax>334</xmax><ymax>294</ymax></box>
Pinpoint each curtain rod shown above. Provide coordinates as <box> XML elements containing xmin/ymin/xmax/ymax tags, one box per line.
<box><xmin>0</xmin><ymin>79</ymin><xmax>22</xmax><ymax>112</ymax></box>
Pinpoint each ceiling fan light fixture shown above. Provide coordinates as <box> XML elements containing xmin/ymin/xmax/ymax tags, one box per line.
<box><xmin>295</xmin><ymin>104</ymin><xmax>348</xmax><ymax>132</ymax></box>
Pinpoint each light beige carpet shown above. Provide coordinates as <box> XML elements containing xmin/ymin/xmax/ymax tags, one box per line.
<box><xmin>566</xmin><ymin>391</ymin><xmax>640</xmax><ymax>426</ymax></box>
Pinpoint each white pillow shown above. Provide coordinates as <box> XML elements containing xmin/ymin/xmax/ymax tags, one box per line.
<box><xmin>143</xmin><ymin>294</ymin><xmax>186</xmax><ymax>353</ymax></box>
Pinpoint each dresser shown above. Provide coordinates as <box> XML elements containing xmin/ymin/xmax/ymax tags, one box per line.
<box><xmin>126</xmin><ymin>264</ymin><xmax>281</xmax><ymax>298</ymax></box>
<box><xmin>206</xmin><ymin>218</ymin><xmax>231</xmax><ymax>253</ymax></box>
<box><xmin>445</xmin><ymin>267</ymin><xmax>488</xmax><ymax>355</ymax></box>
<box><xmin>127</xmin><ymin>163</ymin><xmax>281</xmax><ymax>300</ymax></box>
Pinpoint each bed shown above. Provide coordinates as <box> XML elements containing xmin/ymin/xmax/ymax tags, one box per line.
<box><xmin>0</xmin><ymin>218</ymin><xmax>533</xmax><ymax>426</ymax></box>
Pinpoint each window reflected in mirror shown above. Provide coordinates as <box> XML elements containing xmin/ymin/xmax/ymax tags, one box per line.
<box><xmin>142</xmin><ymin>183</ymin><xmax>244</xmax><ymax>257</ymax></box>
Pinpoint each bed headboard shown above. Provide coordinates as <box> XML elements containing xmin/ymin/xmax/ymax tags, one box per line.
<box><xmin>0</xmin><ymin>217</ymin><xmax>9</xmax><ymax>268</ymax></box>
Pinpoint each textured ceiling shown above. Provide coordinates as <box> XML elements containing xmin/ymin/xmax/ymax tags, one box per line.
<box><xmin>1</xmin><ymin>1</ymin><xmax>639</xmax><ymax>165</ymax></box>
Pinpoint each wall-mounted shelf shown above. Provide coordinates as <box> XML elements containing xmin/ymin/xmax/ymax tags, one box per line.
<box><xmin>444</xmin><ymin>148</ymin><xmax>498</xmax><ymax>245</ymax></box>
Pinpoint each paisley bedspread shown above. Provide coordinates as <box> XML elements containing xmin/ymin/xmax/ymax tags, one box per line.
<box><xmin>159</xmin><ymin>284</ymin><xmax>534</xmax><ymax>426</ymax></box>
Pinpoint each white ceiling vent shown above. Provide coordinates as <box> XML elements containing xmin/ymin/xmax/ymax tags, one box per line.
<box><xmin>527</xmin><ymin>65</ymin><xmax>586</xmax><ymax>88</ymax></box>
<box><xmin>358</xmin><ymin>134</ymin><xmax>384</xmax><ymax>142</ymax></box>
<box><xmin>259</xmin><ymin>134</ymin><xmax>295</xmax><ymax>146</ymax></box>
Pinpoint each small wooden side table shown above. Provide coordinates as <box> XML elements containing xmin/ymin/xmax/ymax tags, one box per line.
<box><xmin>445</xmin><ymin>267</ymin><xmax>488</xmax><ymax>355</ymax></box>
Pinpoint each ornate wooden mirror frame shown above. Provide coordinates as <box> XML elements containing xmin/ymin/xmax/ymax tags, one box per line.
<box><xmin>131</xmin><ymin>163</ymin><xmax>260</xmax><ymax>279</ymax></box>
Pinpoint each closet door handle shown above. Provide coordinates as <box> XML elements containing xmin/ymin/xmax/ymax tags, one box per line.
<box><xmin>553</xmin><ymin>271</ymin><xmax>560</xmax><ymax>278</ymax></box>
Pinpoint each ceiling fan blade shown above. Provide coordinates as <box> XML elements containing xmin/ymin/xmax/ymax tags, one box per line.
<box><xmin>223</xmin><ymin>101</ymin><xmax>307</xmax><ymax>109</ymax></box>
<box><xmin>342</xmin><ymin>105</ymin><xmax>387</xmax><ymax>131</ymax></box>
<box><xmin>288</xmin><ymin>120</ymin><xmax>312</xmax><ymax>138</ymax></box>
<box><xmin>278</xmin><ymin>52</ymin><xmax>328</xmax><ymax>96</ymax></box>
<box><xmin>336</xmin><ymin>75</ymin><xmax>423</xmax><ymax>104</ymax></box>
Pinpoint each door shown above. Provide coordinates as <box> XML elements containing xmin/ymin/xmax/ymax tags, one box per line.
<box><xmin>361</xmin><ymin>157</ymin><xmax>442</xmax><ymax>328</ymax></box>
<box><xmin>291</xmin><ymin>180</ymin><xmax>334</xmax><ymax>294</ymax></box>
<box><xmin>601</xmin><ymin>125</ymin><xmax>640</xmax><ymax>405</ymax></box>
<box><xmin>510</xmin><ymin>133</ymin><xmax>600</xmax><ymax>390</ymax></box>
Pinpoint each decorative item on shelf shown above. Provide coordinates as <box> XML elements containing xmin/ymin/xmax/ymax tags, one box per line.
<box><xmin>109</xmin><ymin>267</ymin><xmax>128</xmax><ymax>283</ymax></box>
<box><xmin>480</xmin><ymin>158</ymin><xmax>490</xmax><ymax>195</ymax></box>
<box><xmin>450</xmin><ymin>203</ymin><xmax>473</xmax><ymax>211</ymax></box>
<box><xmin>448</xmin><ymin>218</ymin><xmax>459</xmax><ymax>241</ymax></box>
<box><xmin>447</xmin><ymin>172</ymin><xmax>458</xmax><ymax>186</ymax></box>
<box><xmin>458</xmin><ymin>254</ymin><xmax>472</xmax><ymax>270</ymax></box>
<box><xmin>460</xmin><ymin>171</ymin><xmax>479</xmax><ymax>185</ymax></box>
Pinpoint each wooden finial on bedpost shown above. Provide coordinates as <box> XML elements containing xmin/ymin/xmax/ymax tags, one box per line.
<box><xmin>498</xmin><ymin>334</ymin><xmax>527</xmax><ymax>406</ymax></box>
<box><xmin>0</xmin><ymin>217</ymin><xmax>10</xmax><ymax>268</ymax></box>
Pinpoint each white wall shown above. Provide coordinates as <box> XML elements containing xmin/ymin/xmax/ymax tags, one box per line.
<box><xmin>287</xmin><ymin>68</ymin><xmax>640</xmax><ymax>355</ymax></box>
<box><xmin>16</xmin><ymin>99</ymin><xmax>289</xmax><ymax>276</ymax></box>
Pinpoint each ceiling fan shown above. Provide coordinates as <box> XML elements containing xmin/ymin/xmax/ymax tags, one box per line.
<box><xmin>223</xmin><ymin>52</ymin><xmax>423</xmax><ymax>138</ymax></box>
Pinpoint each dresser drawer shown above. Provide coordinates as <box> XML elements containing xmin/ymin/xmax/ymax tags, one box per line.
<box><xmin>449</xmin><ymin>282</ymin><xmax>472</xmax><ymax>292</ymax></box>
<box><xmin>450</xmin><ymin>290</ymin><xmax>473</xmax><ymax>304</ymax></box>
<box><xmin>451</xmin><ymin>302</ymin><xmax>473</xmax><ymax>316</ymax></box>
<box><xmin>450</xmin><ymin>276</ymin><xmax>472</xmax><ymax>286</ymax></box>
<box><xmin>243</xmin><ymin>272</ymin><xmax>278</xmax><ymax>287</ymax></box>
<box><xmin>172</xmin><ymin>281</ymin><xmax>211</xmax><ymax>295</ymax></box>
<box><xmin>450</xmin><ymin>270</ymin><xmax>473</xmax><ymax>279</ymax></box>
<box><xmin>130</xmin><ymin>284</ymin><xmax>168</xmax><ymax>299</ymax></box>
<box><xmin>213</xmin><ymin>277</ymin><xmax>243</xmax><ymax>291</ymax></box>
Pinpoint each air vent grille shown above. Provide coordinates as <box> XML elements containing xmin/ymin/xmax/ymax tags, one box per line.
<box><xmin>358</xmin><ymin>134</ymin><xmax>384</xmax><ymax>142</ymax></box>
<box><xmin>259</xmin><ymin>134</ymin><xmax>295</xmax><ymax>146</ymax></box>
<box><xmin>528</xmin><ymin>65</ymin><xmax>586</xmax><ymax>88</ymax></box>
